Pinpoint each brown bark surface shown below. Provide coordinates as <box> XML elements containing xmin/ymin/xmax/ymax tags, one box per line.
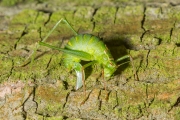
<box><xmin>0</xmin><ymin>0</ymin><xmax>180</xmax><ymax>119</ymax></box>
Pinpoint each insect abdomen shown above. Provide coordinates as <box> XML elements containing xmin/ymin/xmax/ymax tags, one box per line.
<box><xmin>66</xmin><ymin>34</ymin><xmax>109</xmax><ymax>60</ymax></box>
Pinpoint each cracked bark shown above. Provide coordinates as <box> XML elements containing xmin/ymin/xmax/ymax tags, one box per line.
<box><xmin>0</xmin><ymin>0</ymin><xmax>180</xmax><ymax>120</ymax></box>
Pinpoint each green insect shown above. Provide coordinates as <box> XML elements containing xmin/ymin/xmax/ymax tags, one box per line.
<box><xmin>29</xmin><ymin>18</ymin><xmax>135</xmax><ymax>92</ymax></box>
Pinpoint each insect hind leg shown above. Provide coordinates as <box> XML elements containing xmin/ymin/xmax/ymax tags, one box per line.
<box><xmin>22</xmin><ymin>18</ymin><xmax>78</xmax><ymax>68</ymax></box>
<box><xmin>29</xmin><ymin>19</ymin><xmax>68</xmax><ymax>68</ymax></box>
<box><xmin>42</xmin><ymin>18</ymin><xmax>77</xmax><ymax>43</ymax></box>
<box><xmin>61</xmin><ymin>18</ymin><xmax>78</xmax><ymax>36</ymax></box>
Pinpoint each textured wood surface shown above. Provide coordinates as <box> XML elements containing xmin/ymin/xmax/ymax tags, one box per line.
<box><xmin>0</xmin><ymin>0</ymin><xmax>180</xmax><ymax>119</ymax></box>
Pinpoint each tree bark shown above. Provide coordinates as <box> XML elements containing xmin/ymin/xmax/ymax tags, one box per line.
<box><xmin>0</xmin><ymin>0</ymin><xmax>180</xmax><ymax>119</ymax></box>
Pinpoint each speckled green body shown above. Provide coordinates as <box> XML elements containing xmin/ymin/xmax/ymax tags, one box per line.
<box><xmin>62</xmin><ymin>34</ymin><xmax>117</xmax><ymax>78</ymax></box>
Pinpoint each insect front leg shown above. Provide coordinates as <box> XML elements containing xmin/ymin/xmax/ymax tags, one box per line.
<box><xmin>116</xmin><ymin>55</ymin><xmax>138</xmax><ymax>80</ymax></box>
<box><xmin>115</xmin><ymin>55</ymin><xmax>131</xmax><ymax>65</ymax></box>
